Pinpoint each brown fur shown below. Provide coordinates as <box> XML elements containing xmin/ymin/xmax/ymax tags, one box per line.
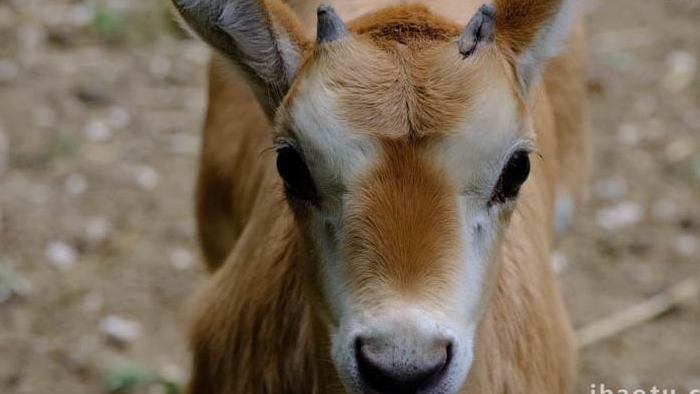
<box><xmin>344</xmin><ymin>140</ymin><xmax>461</xmax><ymax>300</ymax></box>
<box><xmin>312</xmin><ymin>28</ymin><xmax>494</xmax><ymax>138</ymax></box>
<box><xmin>494</xmin><ymin>0</ymin><xmax>564</xmax><ymax>55</ymax></box>
<box><xmin>185</xmin><ymin>1</ymin><xmax>586</xmax><ymax>393</ymax></box>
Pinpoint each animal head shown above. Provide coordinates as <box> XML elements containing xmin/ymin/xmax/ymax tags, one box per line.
<box><xmin>172</xmin><ymin>1</ymin><xmax>576</xmax><ymax>392</ymax></box>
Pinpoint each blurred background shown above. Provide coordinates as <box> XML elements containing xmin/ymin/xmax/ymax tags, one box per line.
<box><xmin>0</xmin><ymin>0</ymin><xmax>698</xmax><ymax>393</ymax></box>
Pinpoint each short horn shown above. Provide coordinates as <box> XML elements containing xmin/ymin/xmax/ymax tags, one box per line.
<box><xmin>316</xmin><ymin>4</ymin><xmax>347</xmax><ymax>43</ymax></box>
<box><xmin>458</xmin><ymin>3</ymin><xmax>496</xmax><ymax>58</ymax></box>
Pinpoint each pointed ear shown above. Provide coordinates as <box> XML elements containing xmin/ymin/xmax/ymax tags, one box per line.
<box><xmin>493</xmin><ymin>0</ymin><xmax>577</xmax><ymax>93</ymax></box>
<box><xmin>171</xmin><ymin>0</ymin><xmax>311</xmax><ymax>116</ymax></box>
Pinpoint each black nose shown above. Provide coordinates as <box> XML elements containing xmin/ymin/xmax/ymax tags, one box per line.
<box><xmin>355</xmin><ymin>337</ymin><xmax>451</xmax><ymax>393</ymax></box>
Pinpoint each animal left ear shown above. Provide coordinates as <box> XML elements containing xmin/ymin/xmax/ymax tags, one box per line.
<box><xmin>461</xmin><ymin>0</ymin><xmax>577</xmax><ymax>93</ymax></box>
<box><xmin>170</xmin><ymin>0</ymin><xmax>311</xmax><ymax>116</ymax></box>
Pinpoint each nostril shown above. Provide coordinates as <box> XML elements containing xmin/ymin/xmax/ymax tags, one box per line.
<box><xmin>355</xmin><ymin>337</ymin><xmax>452</xmax><ymax>393</ymax></box>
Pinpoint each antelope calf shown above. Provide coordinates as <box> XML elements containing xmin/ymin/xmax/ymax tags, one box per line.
<box><xmin>171</xmin><ymin>0</ymin><xmax>588</xmax><ymax>392</ymax></box>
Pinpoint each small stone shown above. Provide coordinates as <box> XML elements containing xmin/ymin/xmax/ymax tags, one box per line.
<box><xmin>550</xmin><ymin>252</ymin><xmax>569</xmax><ymax>274</ymax></box>
<box><xmin>663</xmin><ymin>51</ymin><xmax>697</xmax><ymax>92</ymax></box>
<box><xmin>46</xmin><ymin>241</ymin><xmax>78</xmax><ymax>271</ymax></box>
<box><xmin>170</xmin><ymin>248</ymin><xmax>194</xmax><ymax>271</ymax></box>
<box><xmin>99</xmin><ymin>315</ymin><xmax>142</xmax><ymax>345</ymax></box>
<box><xmin>675</xmin><ymin>234</ymin><xmax>699</xmax><ymax>257</ymax></box>
<box><xmin>593</xmin><ymin>178</ymin><xmax>627</xmax><ymax>200</ymax></box>
<box><xmin>616</xmin><ymin>123</ymin><xmax>641</xmax><ymax>146</ymax></box>
<box><xmin>85</xmin><ymin>217</ymin><xmax>113</xmax><ymax>244</ymax></box>
<box><xmin>105</xmin><ymin>106</ymin><xmax>131</xmax><ymax>129</ymax></box>
<box><xmin>64</xmin><ymin>173</ymin><xmax>88</xmax><ymax>196</ymax></box>
<box><xmin>130</xmin><ymin>165</ymin><xmax>160</xmax><ymax>190</ymax></box>
<box><xmin>0</xmin><ymin>60</ymin><xmax>18</xmax><ymax>82</ymax></box>
<box><xmin>159</xmin><ymin>363</ymin><xmax>186</xmax><ymax>384</ymax></box>
<box><xmin>84</xmin><ymin>119</ymin><xmax>112</xmax><ymax>143</ymax></box>
<box><xmin>665</xmin><ymin>138</ymin><xmax>697</xmax><ymax>163</ymax></box>
<box><xmin>0</xmin><ymin>265</ymin><xmax>32</xmax><ymax>304</ymax></box>
<box><xmin>595</xmin><ymin>202</ymin><xmax>644</xmax><ymax>230</ymax></box>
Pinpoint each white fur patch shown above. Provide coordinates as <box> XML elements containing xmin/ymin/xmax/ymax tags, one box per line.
<box><xmin>286</xmin><ymin>66</ymin><xmax>380</xmax><ymax>321</ymax></box>
<box><xmin>287</xmin><ymin>67</ymin><xmax>380</xmax><ymax>196</ymax></box>
<box><xmin>433</xmin><ymin>74</ymin><xmax>529</xmax><ymax>196</ymax></box>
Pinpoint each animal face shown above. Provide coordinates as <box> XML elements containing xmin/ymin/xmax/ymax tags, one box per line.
<box><xmin>274</xmin><ymin>13</ymin><xmax>532</xmax><ymax>390</ymax></box>
<box><xmin>172</xmin><ymin>0</ymin><xmax>576</xmax><ymax>392</ymax></box>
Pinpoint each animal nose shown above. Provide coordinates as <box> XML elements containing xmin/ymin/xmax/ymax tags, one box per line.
<box><xmin>355</xmin><ymin>336</ymin><xmax>451</xmax><ymax>393</ymax></box>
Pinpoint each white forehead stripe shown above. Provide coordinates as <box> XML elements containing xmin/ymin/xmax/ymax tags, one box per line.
<box><xmin>288</xmin><ymin>68</ymin><xmax>379</xmax><ymax>185</ymax></box>
<box><xmin>432</xmin><ymin>77</ymin><xmax>526</xmax><ymax>190</ymax></box>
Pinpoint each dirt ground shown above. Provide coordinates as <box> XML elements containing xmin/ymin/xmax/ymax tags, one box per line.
<box><xmin>0</xmin><ymin>0</ymin><xmax>698</xmax><ymax>393</ymax></box>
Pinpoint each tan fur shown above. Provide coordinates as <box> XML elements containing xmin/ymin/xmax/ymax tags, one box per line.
<box><xmin>195</xmin><ymin>58</ymin><xmax>271</xmax><ymax>269</ymax></box>
<box><xmin>307</xmin><ymin>9</ymin><xmax>487</xmax><ymax>139</ymax></box>
<box><xmin>185</xmin><ymin>1</ymin><xmax>587</xmax><ymax>393</ymax></box>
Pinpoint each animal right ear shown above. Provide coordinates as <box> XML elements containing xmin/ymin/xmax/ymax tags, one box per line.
<box><xmin>171</xmin><ymin>0</ymin><xmax>310</xmax><ymax>116</ymax></box>
<box><xmin>460</xmin><ymin>0</ymin><xmax>578</xmax><ymax>94</ymax></box>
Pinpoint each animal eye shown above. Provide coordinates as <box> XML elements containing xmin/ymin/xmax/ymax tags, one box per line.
<box><xmin>276</xmin><ymin>143</ymin><xmax>318</xmax><ymax>203</ymax></box>
<box><xmin>490</xmin><ymin>150</ymin><xmax>531</xmax><ymax>204</ymax></box>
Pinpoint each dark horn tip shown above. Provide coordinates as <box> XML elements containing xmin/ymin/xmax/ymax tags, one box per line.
<box><xmin>479</xmin><ymin>3</ymin><xmax>496</xmax><ymax>17</ymax></box>
<box><xmin>459</xmin><ymin>2</ymin><xmax>497</xmax><ymax>58</ymax></box>
<box><xmin>316</xmin><ymin>4</ymin><xmax>348</xmax><ymax>43</ymax></box>
<box><xmin>317</xmin><ymin>4</ymin><xmax>333</xmax><ymax>14</ymax></box>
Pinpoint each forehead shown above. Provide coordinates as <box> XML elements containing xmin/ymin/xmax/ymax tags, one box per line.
<box><xmin>276</xmin><ymin>6</ymin><xmax>525</xmax><ymax>181</ymax></box>
<box><xmin>283</xmin><ymin>6</ymin><xmax>521</xmax><ymax>135</ymax></box>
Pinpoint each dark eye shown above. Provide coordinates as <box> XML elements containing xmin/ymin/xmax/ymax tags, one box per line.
<box><xmin>490</xmin><ymin>150</ymin><xmax>531</xmax><ymax>204</ymax></box>
<box><xmin>276</xmin><ymin>142</ymin><xmax>318</xmax><ymax>203</ymax></box>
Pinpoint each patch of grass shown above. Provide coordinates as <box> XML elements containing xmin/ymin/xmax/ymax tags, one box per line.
<box><xmin>91</xmin><ymin>1</ymin><xmax>187</xmax><ymax>45</ymax></box>
<box><xmin>104</xmin><ymin>363</ymin><xmax>183</xmax><ymax>394</ymax></box>
<box><xmin>93</xmin><ymin>7</ymin><xmax>126</xmax><ymax>44</ymax></box>
<box><xmin>0</xmin><ymin>264</ymin><xmax>31</xmax><ymax>302</ymax></box>
<box><xmin>10</xmin><ymin>134</ymin><xmax>80</xmax><ymax>170</ymax></box>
